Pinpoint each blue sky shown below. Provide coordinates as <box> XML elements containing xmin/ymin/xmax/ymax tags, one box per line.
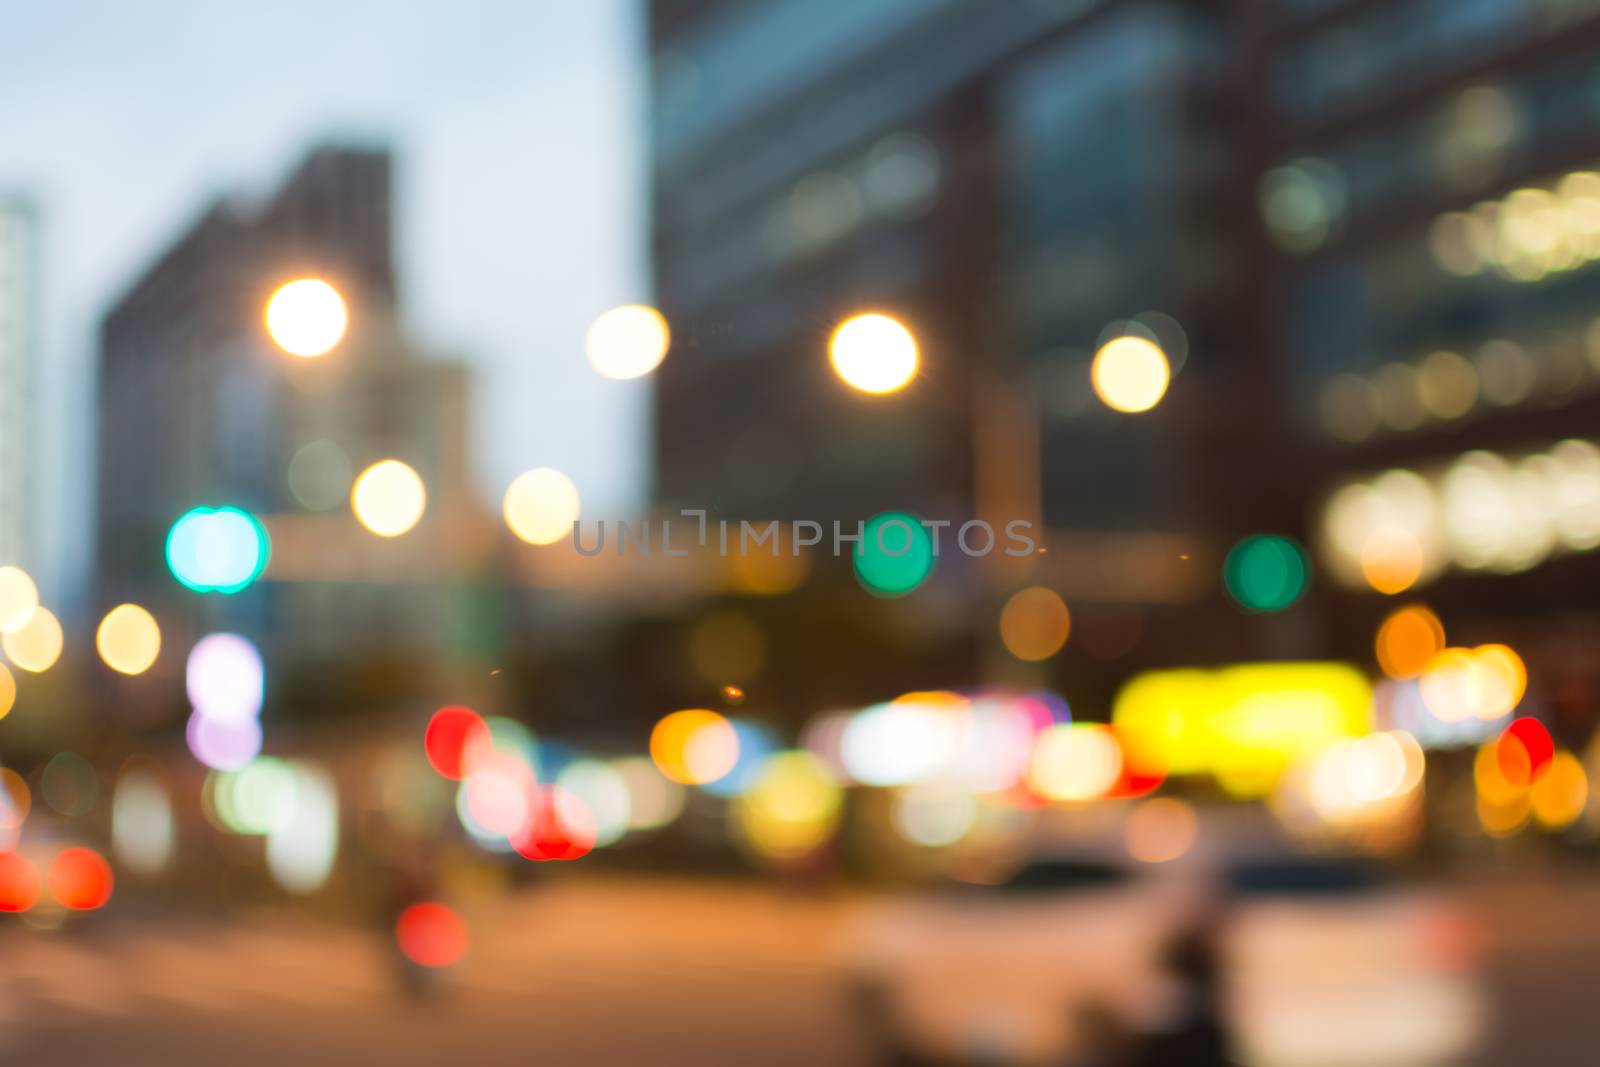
<box><xmin>0</xmin><ymin>0</ymin><xmax>648</xmax><ymax>607</ymax></box>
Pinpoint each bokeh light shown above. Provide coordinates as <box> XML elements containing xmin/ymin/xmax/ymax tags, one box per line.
<box><xmin>1124</xmin><ymin>796</ymin><xmax>1198</xmax><ymax>863</ymax></box>
<box><xmin>2</xmin><ymin>606</ymin><xmax>62</xmax><ymax>673</ymax></box>
<box><xmin>186</xmin><ymin>709</ymin><xmax>263</xmax><ymax>771</ymax></box>
<box><xmin>351</xmin><ymin>459</ymin><xmax>426</xmax><ymax>537</ymax></box>
<box><xmin>187</xmin><ymin>634</ymin><xmax>264</xmax><ymax>724</ymax></box>
<box><xmin>112</xmin><ymin>763</ymin><xmax>174</xmax><ymax>877</ymax></box>
<box><xmin>424</xmin><ymin>706</ymin><xmax>490</xmax><ymax>780</ymax></box>
<box><xmin>699</xmin><ymin>720</ymin><xmax>778</xmax><ymax>798</ymax></box>
<box><xmin>95</xmin><ymin>604</ymin><xmax>161</xmax><ymax>675</ymax></box>
<box><xmin>893</xmin><ymin>782</ymin><xmax>977</xmax><ymax>847</ymax></box>
<box><xmin>1375</xmin><ymin>605</ymin><xmax>1446</xmax><ymax>680</ymax></box>
<box><xmin>1530</xmin><ymin>751</ymin><xmax>1587</xmax><ymax>830</ymax></box>
<box><xmin>1091</xmin><ymin>335</ymin><xmax>1170</xmax><ymax>413</ymax></box>
<box><xmin>48</xmin><ymin>847</ymin><xmax>113</xmax><ymax>910</ymax></box>
<box><xmin>395</xmin><ymin>902</ymin><xmax>468</xmax><ymax>968</ymax></box>
<box><xmin>0</xmin><ymin>851</ymin><xmax>39</xmax><ymax>912</ymax></box>
<box><xmin>0</xmin><ymin>566</ymin><xmax>39</xmax><ymax>634</ymax></box>
<box><xmin>226</xmin><ymin>757</ymin><xmax>298</xmax><ymax>835</ymax></box>
<box><xmin>503</xmin><ymin>467</ymin><xmax>581</xmax><ymax>545</ymax></box>
<box><xmin>586</xmin><ymin>304</ymin><xmax>670</xmax><ymax>380</ymax></box>
<box><xmin>286</xmin><ymin>439</ymin><xmax>354</xmax><ymax>511</ymax></box>
<box><xmin>513</xmin><ymin>785</ymin><xmax>597</xmax><ymax>861</ymax></box>
<box><xmin>1223</xmin><ymin>535</ymin><xmax>1310</xmax><ymax>613</ymax></box>
<box><xmin>165</xmin><ymin>506</ymin><xmax>270</xmax><ymax>594</ymax></box>
<box><xmin>0</xmin><ymin>662</ymin><xmax>14</xmax><ymax>721</ymax></box>
<box><xmin>614</xmin><ymin>756</ymin><xmax>685</xmax><ymax>831</ymax></box>
<box><xmin>650</xmin><ymin>709</ymin><xmax>739</xmax><ymax>785</ymax></box>
<box><xmin>1027</xmin><ymin>724</ymin><xmax>1124</xmax><ymax>802</ymax></box>
<box><xmin>1497</xmin><ymin>717</ymin><xmax>1554</xmax><ymax>787</ymax></box>
<box><xmin>265</xmin><ymin>278</ymin><xmax>347</xmax><ymax>357</ymax></box>
<box><xmin>266</xmin><ymin>763</ymin><xmax>339</xmax><ymax>893</ymax></box>
<box><xmin>841</xmin><ymin>693</ymin><xmax>964</xmax><ymax>786</ymax></box>
<box><xmin>555</xmin><ymin>760</ymin><xmax>631</xmax><ymax>847</ymax></box>
<box><xmin>854</xmin><ymin>512</ymin><xmax>935</xmax><ymax>597</ymax></box>
<box><xmin>462</xmin><ymin>750</ymin><xmax>537</xmax><ymax>839</ymax></box>
<box><xmin>829</xmin><ymin>312</ymin><xmax>919</xmax><ymax>394</ymax></box>
<box><xmin>998</xmin><ymin>586</ymin><xmax>1071</xmax><ymax>660</ymax></box>
<box><xmin>734</xmin><ymin>750</ymin><xmax>843</xmax><ymax>860</ymax></box>
<box><xmin>0</xmin><ymin>767</ymin><xmax>32</xmax><ymax>841</ymax></box>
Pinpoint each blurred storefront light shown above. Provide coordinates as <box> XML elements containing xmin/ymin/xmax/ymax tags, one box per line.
<box><xmin>1321</xmin><ymin>440</ymin><xmax>1600</xmax><ymax>587</ymax></box>
<box><xmin>1113</xmin><ymin>662</ymin><xmax>1372</xmax><ymax>796</ymax></box>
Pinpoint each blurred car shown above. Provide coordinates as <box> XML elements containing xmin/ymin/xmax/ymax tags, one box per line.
<box><xmin>1223</xmin><ymin>855</ymin><xmax>1486</xmax><ymax>1067</ymax></box>
<box><xmin>848</xmin><ymin>814</ymin><xmax>1486</xmax><ymax>1067</ymax></box>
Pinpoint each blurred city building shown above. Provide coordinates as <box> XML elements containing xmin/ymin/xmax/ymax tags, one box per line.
<box><xmin>1265</xmin><ymin>0</ymin><xmax>1600</xmax><ymax>737</ymax></box>
<box><xmin>96</xmin><ymin>146</ymin><xmax>492</xmax><ymax>724</ymax></box>
<box><xmin>646</xmin><ymin>0</ymin><xmax>1282</xmax><ymax>714</ymax></box>
<box><xmin>0</xmin><ymin>193</ymin><xmax>39</xmax><ymax>572</ymax></box>
<box><xmin>648</xmin><ymin>0</ymin><xmax>1600</xmax><ymax>727</ymax></box>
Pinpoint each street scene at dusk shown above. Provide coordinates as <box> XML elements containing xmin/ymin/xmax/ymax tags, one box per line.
<box><xmin>7</xmin><ymin>1</ymin><xmax>1600</xmax><ymax>1064</ymax></box>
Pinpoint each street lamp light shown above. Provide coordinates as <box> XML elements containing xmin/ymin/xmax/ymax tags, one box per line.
<box><xmin>829</xmin><ymin>312</ymin><xmax>919</xmax><ymax>394</ymax></box>
<box><xmin>265</xmin><ymin>278</ymin><xmax>348</xmax><ymax>358</ymax></box>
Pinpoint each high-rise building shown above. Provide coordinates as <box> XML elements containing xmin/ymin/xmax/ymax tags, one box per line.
<box><xmin>1263</xmin><ymin>1</ymin><xmax>1600</xmax><ymax>730</ymax></box>
<box><xmin>0</xmin><ymin>194</ymin><xmax>39</xmax><ymax>573</ymax></box>
<box><xmin>97</xmin><ymin>146</ymin><xmax>486</xmax><ymax>722</ymax></box>
<box><xmin>646</xmin><ymin>0</ymin><xmax>1282</xmax><ymax>711</ymax></box>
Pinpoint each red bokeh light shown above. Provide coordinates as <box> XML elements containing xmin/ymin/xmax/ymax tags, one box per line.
<box><xmin>424</xmin><ymin>706</ymin><xmax>489</xmax><ymax>780</ymax></box>
<box><xmin>1496</xmin><ymin>717</ymin><xmax>1554</xmax><ymax>787</ymax></box>
<box><xmin>513</xmin><ymin>785</ymin><xmax>596</xmax><ymax>861</ymax></box>
<box><xmin>395</xmin><ymin>901</ymin><xmax>468</xmax><ymax>968</ymax></box>
<box><xmin>0</xmin><ymin>851</ymin><xmax>40</xmax><ymax>912</ymax></box>
<box><xmin>1107</xmin><ymin>727</ymin><xmax>1167</xmax><ymax>799</ymax></box>
<box><xmin>48</xmin><ymin>847</ymin><xmax>113</xmax><ymax>910</ymax></box>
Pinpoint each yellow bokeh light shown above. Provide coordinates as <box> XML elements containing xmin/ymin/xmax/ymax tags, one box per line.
<box><xmin>0</xmin><ymin>662</ymin><xmax>14</xmax><ymax>720</ymax></box>
<box><xmin>586</xmin><ymin>305</ymin><xmax>670</xmax><ymax>380</ymax></box>
<box><xmin>0</xmin><ymin>566</ymin><xmax>39</xmax><ymax>634</ymax></box>
<box><xmin>95</xmin><ymin>604</ymin><xmax>161</xmax><ymax>676</ymax></box>
<box><xmin>1375</xmin><ymin>604</ymin><xmax>1445</xmax><ymax>680</ymax></box>
<box><xmin>829</xmin><ymin>313</ymin><xmax>919</xmax><ymax>394</ymax></box>
<box><xmin>998</xmin><ymin>586</ymin><xmax>1071</xmax><ymax>661</ymax></box>
<box><xmin>1091</xmin><ymin>335</ymin><xmax>1170</xmax><ymax>413</ymax></box>
<box><xmin>2</xmin><ymin>606</ymin><xmax>62</xmax><ymax>673</ymax></box>
<box><xmin>1113</xmin><ymin>662</ymin><xmax>1372</xmax><ymax>792</ymax></box>
<box><xmin>1027</xmin><ymin>724</ymin><xmax>1123</xmax><ymax>802</ymax></box>
<box><xmin>351</xmin><ymin>459</ymin><xmax>426</xmax><ymax>537</ymax></box>
<box><xmin>503</xmin><ymin>467</ymin><xmax>581</xmax><ymax>545</ymax></box>
<box><xmin>1531</xmin><ymin>750</ymin><xmax>1587</xmax><ymax>830</ymax></box>
<box><xmin>1474</xmin><ymin>644</ymin><xmax>1528</xmax><ymax>719</ymax></box>
<box><xmin>650</xmin><ymin>709</ymin><xmax>739</xmax><ymax>785</ymax></box>
<box><xmin>264</xmin><ymin>278</ymin><xmax>348</xmax><ymax>358</ymax></box>
<box><xmin>734</xmin><ymin>750</ymin><xmax>843</xmax><ymax>860</ymax></box>
<box><xmin>1124</xmin><ymin>796</ymin><xmax>1198</xmax><ymax>863</ymax></box>
<box><xmin>1423</xmin><ymin>644</ymin><xmax>1526</xmax><ymax>722</ymax></box>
